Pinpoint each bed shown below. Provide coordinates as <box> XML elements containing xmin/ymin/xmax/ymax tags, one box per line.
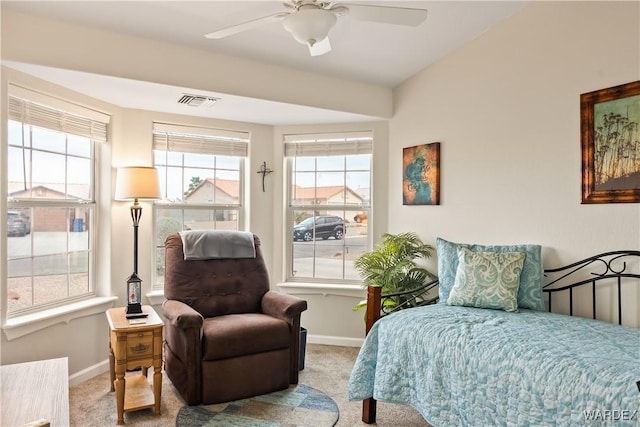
<box><xmin>348</xmin><ymin>241</ymin><xmax>640</xmax><ymax>426</ymax></box>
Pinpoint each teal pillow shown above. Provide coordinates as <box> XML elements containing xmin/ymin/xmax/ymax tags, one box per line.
<box><xmin>436</xmin><ymin>237</ymin><xmax>546</xmax><ymax>311</ymax></box>
<box><xmin>446</xmin><ymin>247</ymin><xmax>525</xmax><ymax>312</ymax></box>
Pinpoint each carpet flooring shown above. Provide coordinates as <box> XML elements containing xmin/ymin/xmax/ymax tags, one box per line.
<box><xmin>69</xmin><ymin>344</ymin><xmax>431</xmax><ymax>426</ymax></box>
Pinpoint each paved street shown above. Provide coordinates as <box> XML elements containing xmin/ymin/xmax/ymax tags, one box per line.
<box><xmin>292</xmin><ymin>234</ymin><xmax>367</xmax><ymax>281</ymax></box>
<box><xmin>7</xmin><ymin>231</ymin><xmax>89</xmax><ymax>277</ymax></box>
<box><xmin>7</xmin><ymin>228</ymin><xmax>368</xmax><ymax>280</ymax></box>
<box><xmin>293</xmin><ymin>235</ymin><xmax>366</xmax><ymax>257</ymax></box>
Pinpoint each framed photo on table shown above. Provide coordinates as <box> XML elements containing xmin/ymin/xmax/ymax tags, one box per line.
<box><xmin>581</xmin><ymin>80</ymin><xmax>640</xmax><ymax>203</ymax></box>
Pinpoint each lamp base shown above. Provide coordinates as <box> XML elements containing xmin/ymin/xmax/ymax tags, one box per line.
<box><xmin>125</xmin><ymin>303</ymin><xmax>147</xmax><ymax>319</ymax></box>
<box><xmin>126</xmin><ymin>313</ymin><xmax>149</xmax><ymax>319</ymax></box>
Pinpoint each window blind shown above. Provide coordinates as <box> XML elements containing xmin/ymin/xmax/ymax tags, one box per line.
<box><xmin>283</xmin><ymin>131</ymin><xmax>373</xmax><ymax>157</ymax></box>
<box><xmin>8</xmin><ymin>95</ymin><xmax>109</xmax><ymax>142</ymax></box>
<box><xmin>153</xmin><ymin>122</ymin><xmax>249</xmax><ymax>157</ymax></box>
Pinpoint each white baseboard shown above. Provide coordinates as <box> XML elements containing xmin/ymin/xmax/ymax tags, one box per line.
<box><xmin>307</xmin><ymin>334</ymin><xmax>363</xmax><ymax>347</ymax></box>
<box><xmin>69</xmin><ymin>359</ymin><xmax>110</xmax><ymax>387</ymax></box>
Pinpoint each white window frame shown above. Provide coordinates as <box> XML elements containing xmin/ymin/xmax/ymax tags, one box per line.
<box><xmin>5</xmin><ymin>86</ymin><xmax>109</xmax><ymax>318</ymax></box>
<box><xmin>284</xmin><ymin>131</ymin><xmax>373</xmax><ymax>284</ymax></box>
<box><xmin>151</xmin><ymin>122</ymin><xmax>249</xmax><ymax>291</ymax></box>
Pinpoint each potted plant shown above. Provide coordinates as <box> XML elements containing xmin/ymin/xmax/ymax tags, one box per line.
<box><xmin>353</xmin><ymin>232</ymin><xmax>438</xmax><ymax>313</ymax></box>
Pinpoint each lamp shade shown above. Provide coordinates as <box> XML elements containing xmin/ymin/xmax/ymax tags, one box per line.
<box><xmin>114</xmin><ymin>166</ymin><xmax>161</xmax><ymax>200</ymax></box>
<box><xmin>283</xmin><ymin>8</ymin><xmax>337</xmax><ymax>46</ymax></box>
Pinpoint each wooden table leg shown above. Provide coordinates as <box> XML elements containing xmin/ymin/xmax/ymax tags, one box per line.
<box><xmin>152</xmin><ymin>325</ymin><xmax>163</xmax><ymax>416</ymax></box>
<box><xmin>153</xmin><ymin>363</ymin><xmax>162</xmax><ymax>415</ymax></box>
<box><xmin>114</xmin><ymin>368</ymin><xmax>126</xmax><ymax>424</ymax></box>
<box><xmin>109</xmin><ymin>346</ymin><xmax>115</xmax><ymax>392</ymax></box>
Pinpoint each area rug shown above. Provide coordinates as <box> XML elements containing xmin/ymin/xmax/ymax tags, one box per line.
<box><xmin>175</xmin><ymin>384</ymin><xmax>339</xmax><ymax>427</ymax></box>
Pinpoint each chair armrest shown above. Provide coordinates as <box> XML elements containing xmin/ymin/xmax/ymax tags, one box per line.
<box><xmin>261</xmin><ymin>291</ymin><xmax>308</xmax><ymax>319</ymax></box>
<box><xmin>263</xmin><ymin>291</ymin><xmax>307</xmax><ymax>383</ymax></box>
<box><xmin>162</xmin><ymin>299</ymin><xmax>204</xmax><ymax>329</ymax></box>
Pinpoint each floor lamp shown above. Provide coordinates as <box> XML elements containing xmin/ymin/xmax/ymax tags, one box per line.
<box><xmin>115</xmin><ymin>166</ymin><xmax>161</xmax><ymax>318</ymax></box>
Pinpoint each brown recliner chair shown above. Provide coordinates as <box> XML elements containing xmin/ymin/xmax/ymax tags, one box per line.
<box><xmin>162</xmin><ymin>231</ymin><xmax>308</xmax><ymax>405</ymax></box>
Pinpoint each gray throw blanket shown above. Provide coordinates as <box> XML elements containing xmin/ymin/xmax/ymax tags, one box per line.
<box><xmin>178</xmin><ymin>230</ymin><xmax>256</xmax><ymax>260</ymax></box>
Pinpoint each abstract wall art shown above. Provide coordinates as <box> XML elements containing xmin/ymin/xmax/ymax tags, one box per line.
<box><xmin>402</xmin><ymin>142</ymin><xmax>440</xmax><ymax>205</ymax></box>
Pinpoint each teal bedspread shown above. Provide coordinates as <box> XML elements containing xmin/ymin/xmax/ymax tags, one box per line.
<box><xmin>348</xmin><ymin>304</ymin><xmax>640</xmax><ymax>426</ymax></box>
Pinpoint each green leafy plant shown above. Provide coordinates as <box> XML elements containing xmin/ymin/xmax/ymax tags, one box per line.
<box><xmin>353</xmin><ymin>232</ymin><xmax>437</xmax><ymax>312</ymax></box>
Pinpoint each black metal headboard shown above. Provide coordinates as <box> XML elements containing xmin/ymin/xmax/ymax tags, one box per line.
<box><xmin>542</xmin><ymin>250</ymin><xmax>640</xmax><ymax>325</ymax></box>
<box><xmin>373</xmin><ymin>250</ymin><xmax>640</xmax><ymax>325</ymax></box>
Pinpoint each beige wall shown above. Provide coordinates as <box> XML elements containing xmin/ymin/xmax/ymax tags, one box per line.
<box><xmin>390</xmin><ymin>1</ymin><xmax>640</xmax><ymax>325</ymax></box>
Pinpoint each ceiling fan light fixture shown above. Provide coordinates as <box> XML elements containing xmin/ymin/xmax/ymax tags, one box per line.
<box><xmin>283</xmin><ymin>8</ymin><xmax>337</xmax><ymax>47</ymax></box>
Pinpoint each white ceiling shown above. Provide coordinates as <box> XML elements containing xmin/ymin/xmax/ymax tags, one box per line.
<box><xmin>2</xmin><ymin>1</ymin><xmax>528</xmax><ymax>125</ymax></box>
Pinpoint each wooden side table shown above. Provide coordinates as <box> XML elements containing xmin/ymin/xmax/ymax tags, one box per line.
<box><xmin>106</xmin><ymin>305</ymin><xmax>163</xmax><ymax>425</ymax></box>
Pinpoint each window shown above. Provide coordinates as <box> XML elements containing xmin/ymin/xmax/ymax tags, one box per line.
<box><xmin>285</xmin><ymin>131</ymin><xmax>372</xmax><ymax>283</ymax></box>
<box><xmin>6</xmin><ymin>87</ymin><xmax>108</xmax><ymax>316</ymax></box>
<box><xmin>152</xmin><ymin>123</ymin><xmax>249</xmax><ymax>289</ymax></box>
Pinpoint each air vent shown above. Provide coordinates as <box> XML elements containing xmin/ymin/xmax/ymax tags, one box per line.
<box><xmin>177</xmin><ymin>94</ymin><xmax>220</xmax><ymax>107</ymax></box>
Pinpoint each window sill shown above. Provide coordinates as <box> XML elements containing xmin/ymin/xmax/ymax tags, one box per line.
<box><xmin>146</xmin><ymin>290</ymin><xmax>166</xmax><ymax>306</ymax></box>
<box><xmin>147</xmin><ymin>284</ymin><xmax>364</xmax><ymax>303</ymax></box>
<box><xmin>2</xmin><ymin>296</ymin><xmax>118</xmax><ymax>341</ymax></box>
<box><xmin>276</xmin><ymin>282</ymin><xmax>365</xmax><ymax>299</ymax></box>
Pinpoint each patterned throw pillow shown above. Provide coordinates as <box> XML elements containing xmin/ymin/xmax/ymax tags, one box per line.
<box><xmin>436</xmin><ymin>237</ymin><xmax>546</xmax><ymax>311</ymax></box>
<box><xmin>446</xmin><ymin>247</ymin><xmax>525</xmax><ymax>312</ymax></box>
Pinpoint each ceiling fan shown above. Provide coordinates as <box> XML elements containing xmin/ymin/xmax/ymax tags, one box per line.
<box><xmin>204</xmin><ymin>1</ymin><xmax>428</xmax><ymax>57</ymax></box>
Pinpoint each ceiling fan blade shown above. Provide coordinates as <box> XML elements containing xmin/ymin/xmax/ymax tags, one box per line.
<box><xmin>309</xmin><ymin>37</ymin><xmax>332</xmax><ymax>56</ymax></box>
<box><xmin>204</xmin><ymin>12</ymin><xmax>289</xmax><ymax>39</ymax></box>
<box><xmin>339</xmin><ymin>3</ymin><xmax>427</xmax><ymax>26</ymax></box>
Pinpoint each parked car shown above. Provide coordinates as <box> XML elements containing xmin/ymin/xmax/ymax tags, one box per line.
<box><xmin>7</xmin><ymin>211</ymin><xmax>31</xmax><ymax>237</ymax></box>
<box><xmin>293</xmin><ymin>215</ymin><xmax>345</xmax><ymax>241</ymax></box>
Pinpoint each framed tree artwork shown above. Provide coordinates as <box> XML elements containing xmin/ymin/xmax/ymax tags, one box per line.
<box><xmin>403</xmin><ymin>142</ymin><xmax>440</xmax><ymax>205</ymax></box>
<box><xmin>581</xmin><ymin>80</ymin><xmax>640</xmax><ymax>203</ymax></box>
